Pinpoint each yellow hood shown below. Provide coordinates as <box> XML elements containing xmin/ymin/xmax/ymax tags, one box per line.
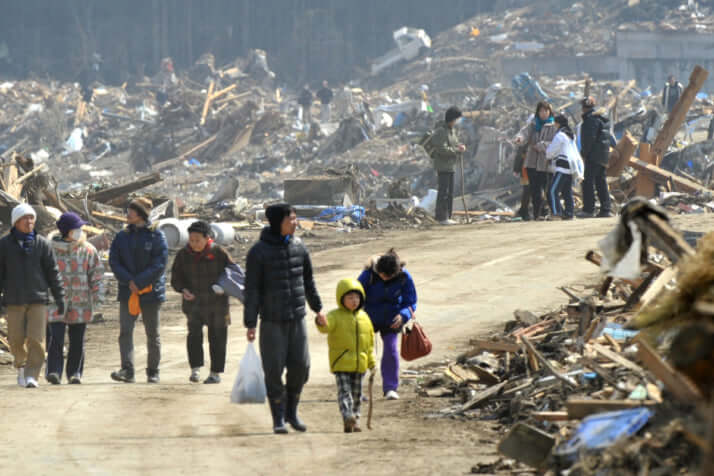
<box><xmin>336</xmin><ymin>278</ymin><xmax>365</xmax><ymax>311</ymax></box>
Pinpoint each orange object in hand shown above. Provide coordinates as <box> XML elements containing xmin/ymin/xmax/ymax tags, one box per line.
<box><xmin>128</xmin><ymin>285</ymin><xmax>152</xmax><ymax>316</ymax></box>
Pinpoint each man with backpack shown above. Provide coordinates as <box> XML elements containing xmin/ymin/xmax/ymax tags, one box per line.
<box><xmin>578</xmin><ymin>97</ymin><xmax>613</xmax><ymax>218</ymax></box>
<box><xmin>425</xmin><ymin>107</ymin><xmax>466</xmax><ymax>225</ymax></box>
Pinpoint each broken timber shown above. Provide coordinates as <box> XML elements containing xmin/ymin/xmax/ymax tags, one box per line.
<box><xmin>88</xmin><ymin>172</ymin><xmax>162</xmax><ymax>204</ymax></box>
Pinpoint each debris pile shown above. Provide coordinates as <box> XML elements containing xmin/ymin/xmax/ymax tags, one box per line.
<box><xmin>415</xmin><ymin>199</ymin><xmax>712</xmax><ymax>474</ymax></box>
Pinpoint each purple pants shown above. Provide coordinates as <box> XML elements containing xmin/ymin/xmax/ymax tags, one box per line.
<box><xmin>380</xmin><ymin>331</ymin><xmax>399</xmax><ymax>394</ymax></box>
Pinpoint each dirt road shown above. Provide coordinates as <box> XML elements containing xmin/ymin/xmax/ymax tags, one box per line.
<box><xmin>1</xmin><ymin>215</ymin><xmax>709</xmax><ymax>475</ymax></box>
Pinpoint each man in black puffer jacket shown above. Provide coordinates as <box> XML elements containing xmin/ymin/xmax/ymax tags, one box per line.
<box><xmin>0</xmin><ymin>204</ymin><xmax>64</xmax><ymax>388</ymax></box>
<box><xmin>244</xmin><ymin>203</ymin><xmax>324</xmax><ymax>434</ymax></box>
<box><xmin>578</xmin><ymin>97</ymin><xmax>613</xmax><ymax>218</ymax></box>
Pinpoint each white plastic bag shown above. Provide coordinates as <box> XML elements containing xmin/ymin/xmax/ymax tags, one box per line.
<box><xmin>230</xmin><ymin>342</ymin><xmax>267</xmax><ymax>404</ymax></box>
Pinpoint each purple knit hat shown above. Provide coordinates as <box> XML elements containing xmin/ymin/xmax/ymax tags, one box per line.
<box><xmin>56</xmin><ymin>212</ymin><xmax>88</xmax><ymax>237</ymax></box>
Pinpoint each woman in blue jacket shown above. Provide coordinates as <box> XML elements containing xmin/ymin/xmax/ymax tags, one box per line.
<box><xmin>357</xmin><ymin>249</ymin><xmax>416</xmax><ymax>400</ymax></box>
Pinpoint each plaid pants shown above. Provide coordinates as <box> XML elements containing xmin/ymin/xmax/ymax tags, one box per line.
<box><xmin>335</xmin><ymin>372</ymin><xmax>364</xmax><ymax>420</ymax></box>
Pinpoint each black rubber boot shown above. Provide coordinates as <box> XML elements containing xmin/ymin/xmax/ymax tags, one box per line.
<box><xmin>269</xmin><ymin>398</ymin><xmax>288</xmax><ymax>434</ymax></box>
<box><xmin>286</xmin><ymin>393</ymin><xmax>307</xmax><ymax>432</ymax></box>
<box><xmin>519</xmin><ymin>185</ymin><xmax>531</xmax><ymax>221</ymax></box>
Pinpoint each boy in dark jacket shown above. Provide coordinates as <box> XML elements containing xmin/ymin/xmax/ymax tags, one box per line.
<box><xmin>171</xmin><ymin>221</ymin><xmax>233</xmax><ymax>384</ymax></box>
<box><xmin>0</xmin><ymin>204</ymin><xmax>64</xmax><ymax>388</ymax></box>
<box><xmin>244</xmin><ymin>203</ymin><xmax>324</xmax><ymax>434</ymax></box>
<box><xmin>109</xmin><ymin>198</ymin><xmax>168</xmax><ymax>384</ymax></box>
<box><xmin>578</xmin><ymin>97</ymin><xmax>613</xmax><ymax>218</ymax></box>
<box><xmin>357</xmin><ymin>249</ymin><xmax>417</xmax><ymax>400</ymax></box>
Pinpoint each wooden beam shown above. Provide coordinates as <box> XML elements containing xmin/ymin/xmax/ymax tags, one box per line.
<box><xmin>199</xmin><ymin>80</ymin><xmax>215</xmax><ymax>126</ymax></box>
<box><xmin>607</xmin><ymin>131</ymin><xmax>638</xmax><ymax>177</ymax></box>
<box><xmin>590</xmin><ymin>342</ymin><xmax>646</xmax><ymax>375</ymax></box>
<box><xmin>522</xmin><ymin>336</ymin><xmax>577</xmax><ymax>387</ymax></box>
<box><xmin>634</xmin><ymin>334</ymin><xmax>704</xmax><ymax>403</ymax></box>
<box><xmin>153</xmin><ymin>134</ymin><xmax>218</xmax><ymax>171</ymax></box>
<box><xmin>459</xmin><ymin>381</ymin><xmax>507</xmax><ymax>412</ymax></box>
<box><xmin>531</xmin><ymin>411</ymin><xmax>569</xmax><ymax>422</ymax></box>
<box><xmin>92</xmin><ymin>211</ymin><xmax>127</xmax><ymax>222</ymax></box>
<box><xmin>210</xmin><ymin>83</ymin><xmax>237</xmax><ymax>102</ymax></box>
<box><xmin>88</xmin><ymin>172</ymin><xmax>162</xmax><ymax>203</ymax></box>
<box><xmin>629</xmin><ymin>157</ymin><xmax>710</xmax><ymax>195</ymax></box>
<box><xmin>15</xmin><ymin>163</ymin><xmax>48</xmax><ymax>185</ymax></box>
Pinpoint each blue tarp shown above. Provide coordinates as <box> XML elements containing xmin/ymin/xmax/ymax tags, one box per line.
<box><xmin>512</xmin><ymin>73</ymin><xmax>549</xmax><ymax>103</ymax></box>
<box><xmin>313</xmin><ymin>206</ymin><xmax>365</xmax><ymax>224</ymax></box>
<box><xmin>555</xmin><ymin>408</ymin><xmax>653</xmax><ymax>461</ymax></box>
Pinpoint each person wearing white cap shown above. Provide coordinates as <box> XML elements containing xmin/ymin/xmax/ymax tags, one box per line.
<box><xmin>0</xmin><ymin>203</ymin><xmax>65</xmax><ymax>388</ymax></box>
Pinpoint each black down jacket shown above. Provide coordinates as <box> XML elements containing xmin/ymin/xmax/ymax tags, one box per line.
<box><xmin>0</xmin><ymin>232</ymin><xmax>64</xmax><ymax>306</ymax></box>
<box><xmin>243</xmin><ymin>228</ymin><xmax>322</xmax><ymax>328</ymax></box>
<box><xmin>580</xmin><ymin>110</ymin><xmax>612</xmax><ymax>166</ymax></box>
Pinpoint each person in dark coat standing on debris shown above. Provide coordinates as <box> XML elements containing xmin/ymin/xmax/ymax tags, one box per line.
<box><xmin>0</xmin><ymin>204</ymin><xmax>65</xmax><ymax>388</ymax></box>
<box><xmin>244</xmin><ymin>204</ymin><xmax>325</xmax><ymax>434</ymax></box>
<box><xmin>109</xmin><ymin>198</ymin><xmax>168</xmax><ymax>384</ymax></box>
<box><xmin>298</xmin><ymin>85</ymin><xmax>313</xmax><ymax>125</ymax></box>
<box><xmin>516</xmin><ymin>101</ymin><xmax>557</xmax><ymax>219</ymax></box>
<box><xmin>662</xmin><ymin>75</ymin><xmax>683</xmax><ymax>114</ymax></box>
<box><xmin>171</xmin><ymin>221</ymin><xmax>234</xmax><ymax>384</ymax></box>
<box><xmin>429</xmin><ymin>106</ymin><xmax>466</xmax><ymax>225</ymax></box>
<box><xmin>578</xmin><ymin>97</ymin><xmax>613</xmax><ymax>218</ymax></box>
<box><xmin>316</xmin><ymin>80</ymin><xmax>333</xmax><ymax>123</ymax></box>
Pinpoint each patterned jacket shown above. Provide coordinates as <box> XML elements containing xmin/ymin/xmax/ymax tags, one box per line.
<box><xmin>47</xmin><ymin>233</ymin><xmax>104</xmax><ymax>324</ymax></box>
<box><xmin>170</xmin><ymin>241</ymin><xmax>233</xmax><ymax>327</ymax></box>
<box><xmin>519</xmin><ymin>121</ymin><xmax>558</xmax><ymax>172</ymax></box>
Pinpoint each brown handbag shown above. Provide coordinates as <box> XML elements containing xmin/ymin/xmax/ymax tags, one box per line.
<box><xmin>400</xmin><ymin>309</ymin><xmax>432</xmax><ymax>361</ymax></box>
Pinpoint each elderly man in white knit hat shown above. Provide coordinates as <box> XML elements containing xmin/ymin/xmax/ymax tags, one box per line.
<box><xmin>0</xmin><ymin>203</ymin><xmax>64</xmax><ymax>387</ymax></box>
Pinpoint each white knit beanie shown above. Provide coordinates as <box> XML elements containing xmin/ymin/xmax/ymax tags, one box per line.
<box><xmin>11</xmin><ymin>203</ymin><xmax>36</xmax><ymax>227</ymax></box>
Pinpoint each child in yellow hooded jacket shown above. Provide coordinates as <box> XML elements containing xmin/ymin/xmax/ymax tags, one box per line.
<box><xmin>316</xmin><ymin>278</ymin><xmax>376</xmax><ymax>432</ymax></box>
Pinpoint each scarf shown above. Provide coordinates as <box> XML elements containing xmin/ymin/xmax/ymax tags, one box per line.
<box><xmin>11</xmin><ymin>228</ymin><xmax>36</xmax><ymax>254</ymax></box>
<box><xmin>534</xmin><ymin>115</ymin><xmax>554</xmax><ymax>133</ymax></box>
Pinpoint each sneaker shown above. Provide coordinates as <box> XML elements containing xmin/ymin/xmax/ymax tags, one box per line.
<box><xmin>576</xmin><ymin>210</ymin><xmax>595</xmax><ymax>219</ymax></box>
<box><xmin>147</xmin><ymin>373</ymin><xmax>160</xmax><ymax>384</ymax></box>
<box><xmin>203</xmin><ymin>373</ymin><xmax>221</xmax><ymax>384</ymax></box>
<box><xmin>597</xmin><ymin>211</ymin><xmax>614</xmax><ymax>218</ymax></box>
<box><xmin>190</xmin><ymin>368</ymin><xmax>200</xmax><ymax>383</ymax></box>
<box><xmin>47</xmin><ymin>373</ymin><xmax>61</xmax><ymax>385</ymax></box>
<box><xmin>69</xmin><ymin>375</ymin><xmax>82</xmax><ymax>384</ymax></box>
<box><xmin>110</xmin><ymin>368</ymin><xmax>135</xmax><ymax>383</ymax></box>
<box><xmin>211</xmin><ymin>284</ymin><xmax>225</xmax><ymax>295</ymax></box>
<box><xmin>25</xmin><ymin>376</ymin><xmax>39</xmax><ymax>388</ymax></box>
<box><xmin>385</xmin><ymin>390</ymin><xmax>400</xmax><ymax>400</ymax></box>
<box><xmin>439</xmin><ymin>220</ymin><xmax>457</xmax><ymax>226</ymax></box>
<box><xmin>17</xmin><ymin>367</ymin><xmax>25</xmax><ymax>387</ymax></box>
